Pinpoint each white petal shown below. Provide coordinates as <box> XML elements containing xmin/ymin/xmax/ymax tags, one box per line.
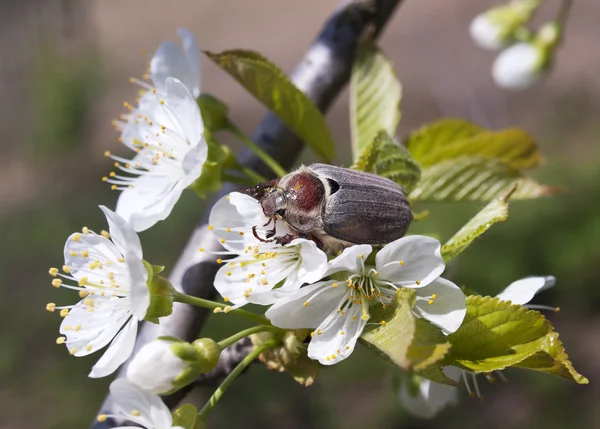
<box><xmin>284</xmin><ymin>238</ymin><xmax>328</xmax><ymax>286</ymax></box>
<box><xmin>414</xmin><ymin>278</ymin><xmax>466</xmax><ymax>334</ymax></box>
<box><xmin>125</xmin><ymin>250</ymin><xmax>150</xmax><ymax>320</ymax></box>
<box><xmin>325</xmin><ymin>244</ymin><xmax>372</xmax><ymax>276</ymax></box>
<box><xmin>151</xmin><ymin>38</ymin><xmax>198</xmax><ymax>100</ymax></box>
<box><xmin>265</xmin><ymin>281</ymin><xmax>347</xmax><ymax>329</ymax></box>
<box><xmin>209</xmin><ymin>194</ymin><xmax>263</xmax><ymax>253</ymax></box>
<box><xmin>177</xmin><ymin>28</ymin><xmax>202</xmax><ymax>97</ymax></box>
<box><xmin>399</xmin><ymin>369</ymin><xmax>460</xmax><ymax>418</ymax></box>
<box><xmin>469</xmin><ymin>14</ymin><xmax>505</xmax><ymax>50</ymax></box>
<box><xmin>89</xmin><ymin>318</ymin><xmax>138</xmax><ymax>378</ymax></box>
<box><xmin>307</xmin><ymin>303</ymin><xmax>367</xmax><ymax>365</ymax></box>
<box><xmin>110</xmin><ymin>378</ymin><xmax>173</xmax><ymax>428</ymax></box>
<box><xmin>496</xmin><ymin>276</ymin><xmax>555</xmax><ymax>305</ymax></box>
<box><xmin>100</xmin><ymin>206</ymin><xmax>143</xmax><ymax>259</ymax></box>
<box><xmin>127</xmin><ymin>340</ymin><xmax>186</xmax><ymax>394</ymax></box>
<box><xmin>229</xmin><ymin>192</ymin><xmax>267</xmax><ymax>222</ymax></box>
<box><xmin>116</xmin><ymin>178</ymin><xmax>184</xmax><ymax>233</ymax></box>
<box><xmin>492</xmin><ymin>43</ymin><xmax>543</xmax><ymax>90</ymax></box>
<box><xmin>180</xmin><ymin>138</ymin><xmax>208</xmax><ymax>187</ymax></box>
<box><xmin>161</xmin><ymin>77</ymin><xmax>204</xmax><ymax>143</ymax></box>
<box><xmin>63</xmin><ymin>232</ymin><xmax>123</xmax><ymax>283</ymax></box>
<box><xmin>376</xmin><ymin>235</ymin><xmax>444</xmax><ymax>288</ymax></box>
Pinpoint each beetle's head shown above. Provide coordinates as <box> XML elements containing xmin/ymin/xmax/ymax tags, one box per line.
<box><xmin>261</xmin><ymin>189</ymin><xmax>287</xmax><ymax>218</ymax></box>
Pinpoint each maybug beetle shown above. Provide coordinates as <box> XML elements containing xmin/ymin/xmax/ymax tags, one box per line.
<box><xmin>241</xmin><ymin>164</ymin><xmax>413</xmax><ymax>251</ymax></box>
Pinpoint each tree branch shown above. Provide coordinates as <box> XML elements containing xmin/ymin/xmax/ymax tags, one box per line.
<box><xmin>91</xmin><ymin>1</ymin><xmax>400</xmax><ymax>427</ymax></box>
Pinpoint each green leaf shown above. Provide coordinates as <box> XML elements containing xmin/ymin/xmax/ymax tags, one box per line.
<box><xmin>406</xmin><ymin>119</ymin><xmax>541</xmax><ymax>169</ymax></box>
<box><xmin>352</xmin><ymin>131</ymin><xmax>421</xmax><ymax>194</ymax></box>
<box><xmin>515</xmin><ymin>332</ymin><xmax>588</xmax><ymax>384</ymax></box>
<box><xmin>409</xmin><ymin>157</ymin><xmax>559</xmax><ymax>201</ymax></box>
<box><xmin>172</xmin><ymin>404</ymin><xmax>197</xmax><ymax>429</ymax></box>
<box><xmin>360</xmin><ymin>288</ymin><xmax>416</xmax><ymax>369</ymax></box>
<box><xmin>441</xmin><ymin>187</ymin><xmax>512</xmax><ymax>261</ymax></box>
<box><xmin>197</xmin><ymin>93</ymin><xmax>230</xmax><ymax>132</ymax></box>
<box><xmin>206</xmin><ymin>50</ymin><xmax>335</xmax><ymax>160</ymax></box>
<box><xmin>350</xmin><ymin>39</ymin><xmax>401</xmax><ymax>159</ymax></box>
<box><xmin>407</xmin><ymin>319</ymin><xmax>452</xmax><ymax>372</ymax></box>
<box><xmin>445</xmin><ymin>296</ymin><xmax>588</xmax><ymax>383</ymax></box>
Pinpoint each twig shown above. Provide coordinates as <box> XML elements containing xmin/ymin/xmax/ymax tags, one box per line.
<box><xmin>91</xmin><ymin>1</ymin><xmax>401</xmax><ymax>427</ymax></box>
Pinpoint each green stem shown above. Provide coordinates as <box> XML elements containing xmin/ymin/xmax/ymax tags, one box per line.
<box><xmin>174</xmin><ymin>291</ymin><xmax>271</xmax><ymax>325</ymax></box>
<box><xmin>556</xmin><ymin>0</ymin><xmax>572</xmax><ymax>27</ymax></box>
<box><xmin>239</xmin><ymin>165</ymin><xmax>267</xmax><ymax>184</ymax></box>
<box><xmin>217</xmin><ymin>325</ymin><xmax>283</xmax><ymax>349</ymax></box>
<box><xmin>227</xmin><ymin>122</ymin><xmax>287</xmax><ymax>178</ymax></box>
<box><xmin>197</xmin><ymin>339</ymin><xmax>278</xmax><ymax>422</ymax></box>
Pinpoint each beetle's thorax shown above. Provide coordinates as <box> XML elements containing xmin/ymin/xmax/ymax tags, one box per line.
<box><xmin>275</xmin><ymin>167</ymin><xmax>325</xmax><ymax>234</ymax></box>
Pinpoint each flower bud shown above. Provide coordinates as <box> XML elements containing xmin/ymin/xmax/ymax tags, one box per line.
<box><xmin>127</xmin><ymin>337</ymin><xmax>221</xmax><ymax>395</ymax></box>
<box><xmin>126</xmin><ymin>338</ymin><xmax>191</xmax><ymax>394</ymax></box>
<box><xmin>492</xmin><ymin>42</ymin><xmax>545</xmax><ymax>90</ymax></box>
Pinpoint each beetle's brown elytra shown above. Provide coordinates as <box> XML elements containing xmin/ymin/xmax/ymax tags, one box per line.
<box><xmin>241</xmin><ymin>164</ymin><xmax>413</xmax><ymax>251</ymax></box>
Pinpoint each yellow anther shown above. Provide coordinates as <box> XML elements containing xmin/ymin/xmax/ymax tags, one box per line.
<box><xmin>554</xmin><ymin>307</ymin><xmax>561</xmax><ymax>312</ymax></box>
<box><xmin>432</xmin><ymin>293</ymin><xmax>437</xmax><ymax>299</ymax></box>
<box><xmin>332</xmin><ymin>283</ymin><xmax>339</xmax><ymax>288</ymax></box>
<box><xmin>226</xmin><ymin>227</ymin><xmax>231</xmax><ymax>232</ymax></box>
<box><xmin>346</xmin><ymin>346</ymin><xmax>350</xmax><ymax>350</ymax></box>
<box><xmin>217</xmin><ymin>258</ymin><xmax>223</xmax><ymax>264</ymax></box>
<box><xmin>360</xmin><ymin>254</ymin><xmax>364</xmax><ymax>259</ymax></box>
<box><xmin>78</xmin><ymin>277</ymin><xmax>88</xmax><ymax>286</ymax></box>
<box><xmin>159</xmin><ymin>100</ymin><xmax>165</xmax><ymax>105</ymax></box>
<box><xmin>97</xmin><ymin>414</ymin><xmax>108</xmax><ymax>423</ymax></box>
<box><xmin>303</xmin><ymin>302</ymin><xmax>309</xmax><ymax>307</ymax></box>
<box><xmin>199</xmin><ymin>248</ymin><xmax>205</xmax><ymax>252</ymax></box>
<box><xmin>131</xmin><ymin>410</ymin><xmax>141</xmax><ymax>417</ymax></box>
<box><xmin>229</xmin><ymin>262</ymin><xmax>236</xmax><ymax>267</ymax></box>
<box><xmin>331</xmin><ymin>354</ymin><xmax>336</xmax><ymax>359</ymax></box>
<box><xmin>46</xmin><ymin>303</ymin><xmax>56</xmax><ymax>312</ymax></box>
<box><xmin>111</xmin><ymin>185</ymin><xmax>117</xmax><ymax>190</ymax></box>
<box><xmin>101</xmin><ymin>230</ymin><xmax>110</xmax><ymax>239</ymax></box>
<box><xmin>428</xmin><ymin>299</ymin><xmax>434</xmax><ymax>305</ymax></box>
<box><xmin>86</xmin><ymin>345</ymin><xmax>92</xmax><ymax>352</ymax></box>
<box><xmin>361</xmin><ymin>314</ymin><xmax>369</xmax><ymax>321</ymax></box>
<box><xmin>62</xmin><ymin>265</ymin><xmax>71</xmax><ymax>273</ymax></box>
<box><xmin>247</xmin><ymin>273</ymin><xmax>255</xmax><ymax>279</ymax></box>
<box><xmin>380</xmin><ymin>320</ymin><xmax>387</xmax><ymax>326</ymax></box>
<box><xmin>340</xmin><ymin>331</ymin><xmax>345</xmax><ymax>335</ymax></box>
<box><xmin>109</xmin><ymin>172</ymin><xmax>116</xmax><ymax>177</ymax></box>
<box><xmin>49</xmin><ymin>267</ymin><xmax>59</xmax><ymax>276</ymax></box>
<box><xmin>56</xmin><ymin>336</ymin><xmax>66</xmax><ymax>345</ymax></box>
<box><xmin>416</xmin><ymin>280</ymin><xmax>421</xmax><ymax>285</ymax></box>
<box><xmin>102</xmin><ymin>176</ymin><xmax>108</xmax><ymax>182</ymax></box>
<box><xmin>223</xmin><ymin>297</ymin><xmax>230</xmax><ymax>302</ymax></box>
<box><xmin>326</xmin><ymin>356</ymin><xmax>331</xmax><ymax>361</ymax></box>
<box><xmin>104</xmin><ymin>151</ymin><xmax>111</xmax><ymax>157</ymax></box>
<box><xmin>70</xmin><ymin>347</ymin><xmax>78</xmax><ymax>355</ymax></box>
<box><xmin>82</xmin><ymin>227</ymin><xmax>89</xmax><ymax>235</ymax></box>
<box><xmin>238</xmin><ymin>231</ymin><xmax>244</xmax><ymax>236</ymax></box>
<box><xmin>243</xmin><ymin>289</ymin><xmax>252</xmax><ymax>298</ymax></box>
<box><xmin>220</xmin><ymin>239</ymin><xmax>226</xmax><ymax>244</ymax></box>
<box><xmin>227</xmin><ymin>271</ymin><xmax>232</xmax><ymax>276</ymax></box>
<box><xmin>260</xmin><ymin>270</ymin><xmax>265</xmax><ymax>275</ymax></box>
<box><xmin>79</xmin><ymin>290</ymin><xmax>89</xmax><ymax>298</ymax></box>
<box><xmin>75</xmin><ymin>325</ymin><xmax>81</xmax><ymax>332</ymax></box>
<box><xmin>224</xmin><ymin>306</ymin><xmax>232</xmax><ymax>313</ymax></box>
<box><xmin>60</xmin><ymin>309</ymin><xmax>69</xmax><ymax>317</ymax></box>
<box><xmin>52</xmin><ymin>279</ymin><xmax>62</xmax><ymax>288</ymax></box>
<box><xmin>83</xmin><ymin>298</ymin><xmax>94</xmax><ymax>307</ymax></box>
<box><xmin>399</xmin><ymin>260</ymin><xmax>405</xmax><ymax>266</ymax></box>
<box><xmin>310</xmin><ymin>331</ymin><xmax>315</xmax><ymax>337</ymax></box>
<box><xmin>213</xmin><ymin>308</ymin><xmax>223</xmax><ymax>313</ymax></box>
<box><xmin>118</xmin><ymin>257</ymin><xmax>125</xmax><ymax>263</ymax></box>
<box><xmin>261</xmin><ymin>263</ymin><xmax>266</xmax><ymax>267</ymax></box>
<box><xmin>81</xmin><ymin>250</ymin><xmax>89</xmax><ymax>258</ymax></box>
<box><xmin>260</xmin><ymin>278</ymin><xmax>268</xmax><ymax>285</ymax></box>
<box><xmin>63</xmin><ymin>325</ymin><xmax>71</xmax><ymax>331</ymax></box>
<box><xmin>73</xmin><ymin>233</ymin><xmax>81</xmax><ymax>242</ymax></box>
<box><xmin>317</xmin><ymin>330</ymin><xmax>323</xmax><ymax>335</ymax></box>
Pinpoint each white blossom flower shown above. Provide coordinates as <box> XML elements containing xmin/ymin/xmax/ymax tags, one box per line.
<box><xmin>265</xmin><ymin>236</ymin><xmax>466</xmax><ymax>365</ymax></box>
<box><xmin>492</xmin><ymin>42</ymin><xmax>545</xmax><ymax>90</ymax></box>
<box><xmin>97</xmin><ymin>379</ymin><xmax>183</xmax><ymax>429</ymax></box>
<box><xmin>127</xmin><ymin>339</ymin><xmax>188</xmax><ymax>394</ymax></box>
<box><xmin>399</xmin><ymin>367</ymin><xmax>462</xmax><ymax>418</ymax></box>
<box><xmin>399</xmin><ymin>275</ymin><xmax>556</xmax><ymax>418</ymax></box>
<box><xmin>469</xmin><ymin>13</ymin><xmax>509</xmax><ymax>50</ymax></box>
<box><xmin>47</xmin><ymin>206</ymin><xmax>150</xmax><ymax>378</ymax></box>
<box><xmin>208</xmin><ymin>192</ymin><xmax>329</xmax><ymax>307</ymax></box>
<box><xmin>106</xmin><ymin>77</ymin><xmax>208</xmax><ymax>232</ymax></box>
<box><xmin>150</xmin><ymin>28</ymin><xmax>202</xmax><ymax>98</ymax></box>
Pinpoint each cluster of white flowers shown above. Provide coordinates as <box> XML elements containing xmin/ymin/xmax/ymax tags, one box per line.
<box><xmin>469</xmin><ymin>1</ymin><xmax>563</xmax><ymax>90</ymax></box>
<box><xmin>208</xmin><ymin>193</ymin><xmax>467</xmax><ymax>365</ymax></box>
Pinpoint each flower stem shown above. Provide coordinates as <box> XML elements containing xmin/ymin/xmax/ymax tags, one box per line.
<box><xmin>173</xmin><ymin>291</ymin><xmax>271</xmax><ymax>325</ymax></box>
<box><xmin>217</xmin><ymin>325</ymin><xmax>283</xmax><ymax>349</ymax></box>
<box><xmin>227</xmin><ymin>123</ymin><xmax>287</xmax><ymax>178</ymax></box>
<box><xmin>556</xmin><ymin>0</ymin><xmax>572</xmax><ymax>27</ymax></box>
<box><xmin>197</xmin><ymin>339</ymin><xmax>278</xmax><ymax>422</ymax></box>
<box><xmin>221</xmin><ymin>172</ymin><xmax>256</xmax><ymax>187</ymax></box>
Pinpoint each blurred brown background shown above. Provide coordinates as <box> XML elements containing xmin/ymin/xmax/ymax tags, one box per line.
<box><xmin>1</xmin><ymin>1</ymin><xmax>599</xmax><ymax>428</ymax></box>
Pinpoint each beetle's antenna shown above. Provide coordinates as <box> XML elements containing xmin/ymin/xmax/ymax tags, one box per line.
<box><xmin>252</xmin><ymin>225</ymin><xmax>275</xmax><ymax>243</ymax></box>
<box><xmin>262</xmin><ymin>217</ymin><xmax>273</xmax><ymax>227</ymax></box>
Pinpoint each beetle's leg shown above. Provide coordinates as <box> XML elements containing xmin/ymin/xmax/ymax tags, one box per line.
<box><xmin>307</xmin><ymin>233</ymin><xmax>324</xmax><ymax>249</ymax></box>
<box><xmin>265</xmin><ymin>218</ymin><xmax>277</xmax><ymax>239</ymax></box>
<box><xmin>274</xmin><ymin>234</ymin><xmax>301</xmax><ymax>246</ymax></box>
<box><xmin>252</xmin><ymin>225</ymin><xmax>276</xmax><ymax>243</ymax></box>
<box><xmin>262</xmin><ymin>217</ymin><xmax>273</xmax><ymax>227</ymax></box>
<box><xmin>239</xmin><ymin>179</ymin><xmax>280</xmax><ymax>201</ymax></box>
